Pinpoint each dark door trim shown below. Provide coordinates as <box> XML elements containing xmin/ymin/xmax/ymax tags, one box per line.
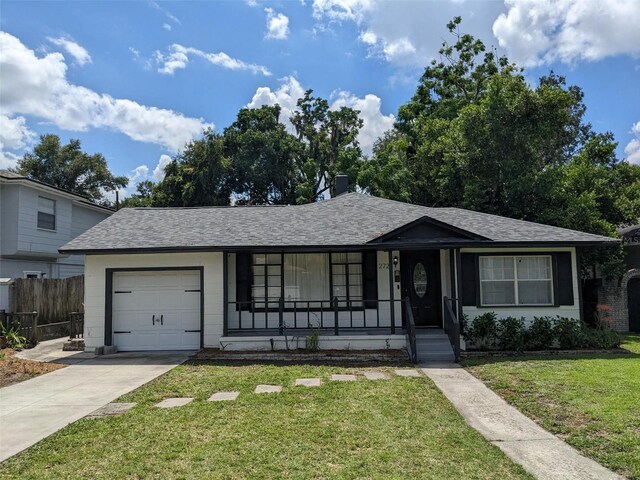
<box><xmin>105</xmin><ymin>266</ymin><xmax>205</xmax><ymax>349</ymax></box>
<box><xmin>400</xmin><ymin>251</ymin><xmax>442</xmax><ymax>328</ymax></box>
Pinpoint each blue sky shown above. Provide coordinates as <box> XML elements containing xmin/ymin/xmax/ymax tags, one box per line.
<box><xmin>1</xmin><ymin>0</ymin><xmax>639</xmax><ymax>197</ymax></box>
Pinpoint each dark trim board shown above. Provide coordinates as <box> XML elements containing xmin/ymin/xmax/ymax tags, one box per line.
<box><xmin>60</xmin><ymin>239</ymin><xmax>618</xmax><ymax>256</ymax></box>
<box><xmin>104</xmin><ymin>266</ymin><xmax>205</xmax><ymax>349</ymax></box>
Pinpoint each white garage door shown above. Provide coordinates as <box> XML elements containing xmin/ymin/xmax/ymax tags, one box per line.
<box><xmin>112</xmin><ymin>270</ymin><xmax>201</xmax><ymax>351</ymax></box>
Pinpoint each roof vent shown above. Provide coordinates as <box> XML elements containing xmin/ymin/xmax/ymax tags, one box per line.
<box><xmin>334</xmin><ymin>175</ymin><xmax>349</xmax><ymax>197</ymax></box>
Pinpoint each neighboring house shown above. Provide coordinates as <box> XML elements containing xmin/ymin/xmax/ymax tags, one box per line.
<box><xmin>598</xmin><ymin>224</ymin><xmax>640</xmax><ymax>332</ymax></box>
<box><xmin>0</xmin><ymin>170</ymin><xmax>113</xmax><ymax>310</ymax></box>
<box><xmin>60</xmin><ymin>189</ymin><xmax>618</xmax><ymax>358</ymax></box>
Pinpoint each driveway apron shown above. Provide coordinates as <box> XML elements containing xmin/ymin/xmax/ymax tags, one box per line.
<box><xmin>0</xmin><ymin>352</ymin><xmax>189</xmax><ymax>462</ymax></box>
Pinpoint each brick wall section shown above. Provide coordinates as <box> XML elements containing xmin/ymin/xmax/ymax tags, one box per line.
<box><xmin>598</xmin><ymin>268</ymin><xmax>640</xmax><ymax>332</ymax></box>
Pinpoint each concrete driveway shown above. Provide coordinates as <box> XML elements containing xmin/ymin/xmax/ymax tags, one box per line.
<box><xmin>0</xmin><ymin>351</ymin><xmax>191</xmax><ymax>462</ymax></box>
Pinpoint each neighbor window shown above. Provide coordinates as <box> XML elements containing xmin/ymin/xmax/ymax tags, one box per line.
<box><xmin>251</xmin><ymin>253</ymin><xmax>364</xmax><ymax>309</ymax></box>
<box><xmin>37</xmin><ymin>196</ymin><xmax>56</xmax><ymax>230</ymax></box>
<box><xmin>479</xmin><ymin>256</ymin><xmax>553</xmax><ymax>306</ymax></box>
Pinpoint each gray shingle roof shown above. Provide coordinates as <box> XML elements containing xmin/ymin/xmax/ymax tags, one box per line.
<box><xmin>59</xmin><ymin>193</ymin><xmax>617</xmax><ymax>253</ymax></box>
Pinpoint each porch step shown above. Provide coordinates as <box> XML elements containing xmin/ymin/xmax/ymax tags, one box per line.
<box><xmin>413</xmin><ymin>330</ymin><xmax>455</xmax><ymax>362</ymax></box>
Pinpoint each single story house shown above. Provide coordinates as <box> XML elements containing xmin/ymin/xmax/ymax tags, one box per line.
<box><xmin>59</xmin><ymin>191</ymin><xmax>617</xmax><ymax>360</ymax></box>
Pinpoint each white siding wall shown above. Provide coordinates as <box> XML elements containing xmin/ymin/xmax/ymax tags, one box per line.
<box><xmin>83</xmin><ymin>252</ymin><xmax>224</xmax><ymax>351</ymax></box>
<box><xmin>460</xmin><ymin>247</ymin><xmax>580</xmax><ymax>323</ymax></box>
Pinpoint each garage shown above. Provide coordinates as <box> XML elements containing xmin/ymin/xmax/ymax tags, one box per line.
<box><xmin>111</xmin><ymin>270</ymin><xmax>202</xmax><ymax>351</ymax></box>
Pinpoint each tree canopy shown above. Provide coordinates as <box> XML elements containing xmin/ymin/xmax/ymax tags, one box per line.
<box><xmin>358</xmin><ymin>17</ymin><xmax>640</xmax><ymax>276</ymax></box>
<box><xmin>16</xmin><ymin>134</ymin><xmax>128</xmax><ymax>205</ymax></box>
<box><xmin>154</xmin><ymin>91</ymin><xmax>364</xmax><ymax>206</ymax></box>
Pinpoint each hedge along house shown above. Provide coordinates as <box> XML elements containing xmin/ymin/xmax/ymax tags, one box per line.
<box><xmin>59</xmin><ymin>190</ymin><xmax>618</xmax><ymax>361</ymax></box>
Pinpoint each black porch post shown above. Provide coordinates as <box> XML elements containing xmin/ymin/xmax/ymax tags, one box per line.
<box><xmin>223</xmin><ymin>251</ymin><xmax>229</xmax><ymax>337</ymax></box>
<box><xmin>455</xmin><ymin>248</ymin><xmax>464</xmax><ymax>323</ymax></box>
<box><xmin>388</xmin><ymin>250</ymin><xmax>395</xmax><ymax>334</ymax></box>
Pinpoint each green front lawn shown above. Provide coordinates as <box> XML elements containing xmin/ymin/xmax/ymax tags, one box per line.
<box><xmin>0</xmin><ymin>362</ymin><xmax>531</xmax><ymax>479</ymax></box>
<box><xmin>464</xmin><ymin>334</ymin><xmax>640</xmax><ymax>479</ymax></box>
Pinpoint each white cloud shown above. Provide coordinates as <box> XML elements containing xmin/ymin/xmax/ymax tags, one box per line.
<box><xmin>153</xmin><ymin>154</ymin><xmax>172</xmax><ymax>180</ymax></box>
<box><xmin>329</xmin><ymin>91</ymin><xmax>395</xmax><ymax>155</ymax></box>
<box><xmin>312</xmin><ymin>0</ymin><xmax>373</xmax><ymax>23</ymax></box>
<box><xmin>265</xmin><ymin>8</ymin><xmax>290</xmax><ymax>40</ymax></box>
<box><xmin>246</xmin><ymin>75</ymin><xmax>306</xmax><ymax>132</ymax></box>
<box><xmin>625</xmin><ymin>121</ymin><xmax>640</xmax><ymax>165</ymax></box>
<box><xmin>46</xmin><ymin>36</ymin><xmax>92</xmax><ymax>66</ymax></box>
<box><xmin>246</xmin><ymin>76</ymin><xmax>393</xmax><ymax>155</ymax></box>
<box><xmin>493</xmin><ymin>0</ymin><xmax>640</xmax><ymax>67</ymax></box>
<box><xmin>155</xmin><ymin>44</ymin><xmax>272</xmax><ymax>76</ymax></box>
<box><xmin>0</xmin><ymin>31</ymin><xmax>211</xmax><ymax>153</ymax></box>
<box><xmin>0</xmin><ymin>114</ymin><xmax>36</xmax><ymax>169</ymax></box>
<box><xmin>129</xmin><ymin>47</ymin><xmax>141</xmax><ymax>59</ymax></box>
<box><xmin>149</xmin><ymin>1</ymin><xmax>181</xmax><ymax>25</ymax></box>
<box><xmin>313</xmin><ymin>0</ymin><xmax>501</xmax><ymax>67</ymax></box>
<box><xmin>163</xmin><ymin>23</ymin><xmax>172</xmax><ymax>31</ymax></box>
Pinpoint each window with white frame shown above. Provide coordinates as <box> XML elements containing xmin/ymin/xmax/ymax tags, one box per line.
<box><xmin>37</xmin><ymin>196</ymin><xmax>56</xmax><ymax>230</ymax></box>
<box><xmin>479</xmin><ymin>256</ymin><xmax>553</xmax><ymax>306</ymax></box>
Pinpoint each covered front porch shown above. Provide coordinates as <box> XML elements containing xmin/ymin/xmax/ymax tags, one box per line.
<box><xmin>220</xmin><ymin>247</ymin><xmax>462</xmax><ymax>359</ymax></box>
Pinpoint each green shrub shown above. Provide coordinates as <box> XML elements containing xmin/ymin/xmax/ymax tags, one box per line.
<box><xmin>497</xmin><ymin>316</ymin><xmax>526</xmax><ymax>351</ymax></box>
<box><xmin>526</xmin><ymin>316</ymin><xmax>556</xmax><ymax>350</ymax></box>
<box><xmin>582</xmin><ymin>325</ymin><xmax>622</xmax><ymax>349</ymax></box>
<box><xmin>462</xmin><ymin>312</ymin><xmax>498</xmax><ymax>350</ymax></box>
<box><xmin>0</xmin><ymin>321</ymin><xmax>28</xmax><ymax>350</ymax></box>
<box><xmin>555</xmin><ymin>317</ymin><xmax>584</xmax><ymax>349</ymax></box>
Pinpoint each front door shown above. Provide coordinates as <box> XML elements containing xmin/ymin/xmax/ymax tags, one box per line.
<box><xmin>401</xmin><ymin>251</ymin><xmax>441</xmax><ymax>327</ymax></box>
<box><xmin>629</xmin><ymin>278</ymin><xmax>640</xmax><ymax>333</ymax></box>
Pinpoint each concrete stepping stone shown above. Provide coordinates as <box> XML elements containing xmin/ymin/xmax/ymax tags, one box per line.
<box><xmin>295</xmin><ymin>378</ymin><xmax>321</xmax><ymax>387</ymax></box>
<box><xmin>330</xmin><ymin>374</ymin><xmax>357</xmax><ymax>382</ymax></box>
<box><xmin>255</xmin><ymin>384</ymin><xmax>282</xmax><ymax>393</ymax></box>
<box><xmin>87</xmin><ymin>402</ymin><xmax>136</xmax><ymax>418</ymax></box>
<box><xmin>155</xmin><ymin>397</ymin><xmax>193</xmax><ymax>408</ymax></box>
<box><xmin>395</xmin><ymin>369</ymin><xmax>422</xmax><ymax>378</ymax></box>
<box><xmin>208</xmin><ymin>391</ymin><xmax>240</xmax><ymax>402</ymax></box>
<box><xmin>364</xmin><ymin>371</ymin><xmax>389</xmax><ymax>380</ymax></box>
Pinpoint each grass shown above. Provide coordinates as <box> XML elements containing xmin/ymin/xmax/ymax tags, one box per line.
<box><xmin>0</xmin><ymin>362</ymin><xmax>531</xmax><ymax>479</ymax></box>
<box><xmin>464</xmin><ymin>333</ymin><xmax>640</xmax><ymax>479</ymax></box>
<box><xmin>0</xmin><ymin>348</ymin><xmax>66</xmax><ymax>387</ymax></box>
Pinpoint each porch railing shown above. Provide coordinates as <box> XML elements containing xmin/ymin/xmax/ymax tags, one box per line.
<box><xmin>404</xmin><ymin>297</ymin><xmax>417</xmax><ymax>364</ymax></box>
<box><xmin>443</xmin><ymin>297</ymin><xmax>461</xmax><ymax>362</ymax></box>
<box><xmin>226</xmin><ymin>298</ymin><xmax>402</xmax><ymax>335</ymax></box>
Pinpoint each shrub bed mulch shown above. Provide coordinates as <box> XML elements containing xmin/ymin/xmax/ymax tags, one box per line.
<box><xmin>0</xmin><ymin>348</ymin><xmax>66</xmax><ymax>388</ymax></box>
<box><xmin>462</xmin><ymin>347</ymin><xmax>631</xmax><ymax>357</ymax></box>
<box><xmin>192</xmin><ymin>348</ymin><xmax>409</xmax><ymax>364</ymax></box>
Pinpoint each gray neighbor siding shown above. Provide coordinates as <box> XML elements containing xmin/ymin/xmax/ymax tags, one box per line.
<box><xmin>0</xmin><ymin>179</ymin><xmax>111</xmax><ymax>280</ymax></box>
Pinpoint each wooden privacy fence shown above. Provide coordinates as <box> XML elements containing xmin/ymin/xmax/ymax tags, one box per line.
<box><xmin>1</xmin><ymin>311</ymin><xmax>84</xmax><ymax>343</ymax></box>
<box><xmin>9</xmin><ymin>276</ymin><xmax>84</xmax><ymax>325</ymax></box>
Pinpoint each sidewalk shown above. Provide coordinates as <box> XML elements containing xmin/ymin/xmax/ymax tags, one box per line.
<box><xmin>420</xmin><ymin>363</ymin><xmax>623</xmax><ymax>480</ymax></box>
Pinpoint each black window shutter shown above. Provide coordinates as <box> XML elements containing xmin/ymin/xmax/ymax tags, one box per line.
<box><xmin>363</xmin><ymin>251</ymin><xmax>378</xmax><ymax>308</ymax></box>
<box><xmin>555</xmin><ymin>252</ymin><xmax>574</xmax><ymax>306</ymax></box>
<box><xmin>236</xmin><ymin>252</ymin><xmax>252</xmax><ymax>310</ymax></box>
<box><xmin>461</xmin><ymin>253</ymin><xmax>478</xmax><ymax>306</ymax></box>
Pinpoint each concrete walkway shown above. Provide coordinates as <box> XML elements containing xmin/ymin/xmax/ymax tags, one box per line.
<box><xmin>0</xmin><ymin>351</ymin><xmax>190</xmax><ymax>462</ymax></box>
<box><xmin>421</xmin><ymin>363</ymin><xmax>623</xmax><ymax>480</ymax></box>
<box><xmin>13</xmin><ymin>337</ymin><xmax>93</xmax><ymax>364</ymax></box>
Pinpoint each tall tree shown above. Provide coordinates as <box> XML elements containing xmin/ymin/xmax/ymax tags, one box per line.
<box><xmin>152</xmin><ymin>131</ymin><xmax>232</xmax><ymax>207</ymax></box>
<box><xmin>16</xmin><ymin>134</ymin><xmax>127</xmax><ymax>204</ymax></box>
<box><xmin>119</xmin><ymin>180</ymin><xmax>155</xmax><ymax>208</ymax></box>
<box><xmin>358</xmin><ymin>17</ymin><xmax>640</xmax><ymax>277</ymax></box>
<box><xmin>291</xmin><ymin>90</ymin><xmax>363</xmax><ymax>203</ymax></box>
<box><xmin>223</xmin><ymin>105</ymin><xmax>300</xmax><ymax>204</ymax></box>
